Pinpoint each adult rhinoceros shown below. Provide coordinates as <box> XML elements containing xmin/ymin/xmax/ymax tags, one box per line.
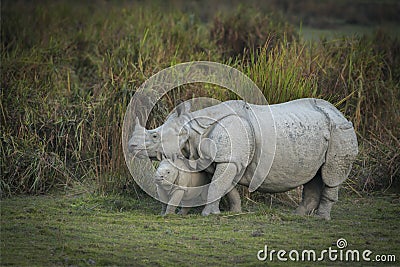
<box><xmin>128</xmin><ymin>98</ymin><xmax>358</xmax><ymax>220</ymax></box>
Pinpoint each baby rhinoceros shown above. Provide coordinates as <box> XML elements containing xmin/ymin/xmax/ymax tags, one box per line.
<box><xmin>154</xmin><ymin>158</ymin><xmax>210</xmax><ymax>216</ymax></box>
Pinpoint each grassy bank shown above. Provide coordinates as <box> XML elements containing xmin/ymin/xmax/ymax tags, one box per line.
<box><xmin>1</xmin><ymin>193</ymin><xmax>399</xmax><ymax>266</ymax></box>
<box><xmin>1</xmin><ymin>0</ymin><xmax>399</xmax><ymax>196</ymax></box>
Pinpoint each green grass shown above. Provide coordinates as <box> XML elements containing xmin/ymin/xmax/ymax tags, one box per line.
<box><xmin>1</xmin><ymin>193</ymin><xmax>399</xmax><ymax>266</ymax></box>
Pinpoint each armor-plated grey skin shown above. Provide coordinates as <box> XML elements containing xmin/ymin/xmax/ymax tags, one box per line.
<box><xmin>128</xmin><ymin>98</ymin><xmax>358</xmax><ymax>220</ymax></box>
<box><xmin>154</xmin><ymin>158</ymin><xmax>210</xmax><ymax>215</ymax></box>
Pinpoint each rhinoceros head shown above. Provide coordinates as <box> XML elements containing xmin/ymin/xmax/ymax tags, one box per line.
<box><xmin>128</xmin><ymin>117</ymin><xmax>163</xmax><ymax>160</ymax></box>
<box><xmin>154</xmin><ymin>159</ymin><xmax>180</xmax><ymax>190</ymax></box>
<box><xmin>128</xmin><ymin>102</ymin><xmax>192</xmax><ymax>160</ymax></box>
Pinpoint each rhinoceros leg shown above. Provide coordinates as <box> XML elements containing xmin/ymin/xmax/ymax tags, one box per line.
<box><xmin>157</xmin><ymin>187</ymin><xmax>168</xmax><ymax>216</ymax></box>
<box><xmin>226</xmin><ymin>187</ymin><xmax>242</xmax><ymax>213</ymax></box>
<box><xmin>202</xmin><ymin>162</ymin><xmax>238</xmax><ymax>216</ymax></box>
<box><xmin>165</xmin><ymin>190</ymin><xmax>185</xmax><ymax>215</ymax></box>
<box><xmin>160</xmin><ymin>203</ymin><xmax>167</xmax><ymax>216</ymax></box>
<box><xmin>178</xmin><ymin>207</ymin><xmax>191</xmax><ymax>215</ymax></box>
<box><xmin>295</xmin><ymin>173</ymin><xmax>323</xmax><ymax>216</ymax></box>
<box><xmin>316</xmin><ymin>185</ymin><xmax>339</xmax><ymax>220</ymax></box>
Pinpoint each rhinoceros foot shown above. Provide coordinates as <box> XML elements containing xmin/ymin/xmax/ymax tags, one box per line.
<box><xmin>315</xmin><ymin>210</ymin><xmax>331</xmax><ymax>220</ymax></box>
<box><xmin>201</xmin><ymin>204</ymin><xmax>221</xmax><ymax>216</ymax></box>
<box><xmin>293</xmin><ymin>205</ymin><xmax>308</xmax><ymax>216</ymax></box>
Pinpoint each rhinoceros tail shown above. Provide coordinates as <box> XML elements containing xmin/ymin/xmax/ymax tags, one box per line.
<box><xmin>313</xmin><ymin>99</ymin><xmax>359</xmax><ymax>187</ymax></box>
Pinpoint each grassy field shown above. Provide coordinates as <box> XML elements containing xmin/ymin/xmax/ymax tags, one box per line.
<box><xmin>1</xmin><ymin>192</ymin><xmax>399</xmax><ymax>266</ymax></box>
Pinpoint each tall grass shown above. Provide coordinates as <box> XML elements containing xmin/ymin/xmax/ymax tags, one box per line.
<box><xmin>1</xmin><ymin>1</ymin><xmax>399</xmax><ymax>196</ymax></box>
<box><xmin>1</xmin><ymin>1</ymin><xmax>218</xmax><ymax>196</ymax></box>
<box><xmin>242</xmin><ymin>40</ymin><xmax>319</xmax><ymax>103</ymax></box>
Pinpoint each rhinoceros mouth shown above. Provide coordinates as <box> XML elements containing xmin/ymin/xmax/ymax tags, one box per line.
<box><xmin>131</xmin><ymin>149</ymin><xmax>148</xmax><ymax>158</ymax></box>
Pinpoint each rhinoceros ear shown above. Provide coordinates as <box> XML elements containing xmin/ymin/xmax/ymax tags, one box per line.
<box><xmin>176</xmin><ymin>101</ymin><xmax>191</xmax><ymax>117</ymax></box>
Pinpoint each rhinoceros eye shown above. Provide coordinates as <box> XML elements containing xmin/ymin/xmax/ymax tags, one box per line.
<box><xmin>152</xmin><ymin>133</ymin><xmax>158</xmax><ymax>139</ymax></box>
